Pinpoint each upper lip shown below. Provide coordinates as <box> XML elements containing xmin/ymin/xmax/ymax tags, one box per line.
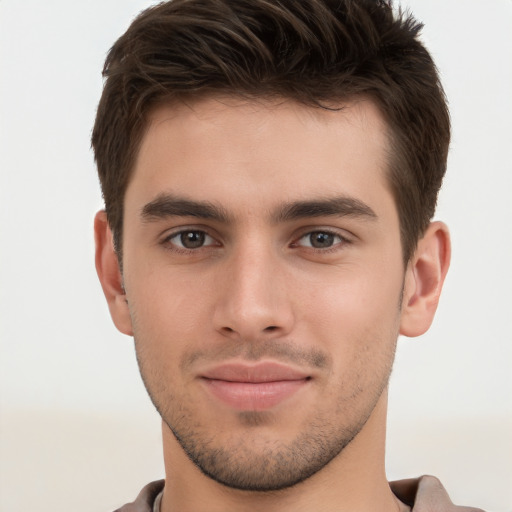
<box><xmin>200</xmin><ymin>361</ymin><xmax>310</xmax><ymax>383</ymax></box>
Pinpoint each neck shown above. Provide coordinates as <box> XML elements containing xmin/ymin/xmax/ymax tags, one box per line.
<box><xmin>160</xmin><ymin>390</ymin><xmax>399</xmax><ymax>512</ymax></box>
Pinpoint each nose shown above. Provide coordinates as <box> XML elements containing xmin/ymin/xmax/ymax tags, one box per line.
<box><xmin>212</xmin><ymin>242</ymin><xmax>295</xmax><ymax>341</ymax></box>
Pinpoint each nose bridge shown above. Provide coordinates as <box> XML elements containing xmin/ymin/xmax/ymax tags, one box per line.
<box><xmin>213</xmin><ymin>237</ymin><xmax>293</xmax><ymax>339</ymax></box>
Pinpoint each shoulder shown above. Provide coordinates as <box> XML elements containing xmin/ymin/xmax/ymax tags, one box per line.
<box><xmin>113</xmin><ymin>480</ymin><xmax>165</xmax><ymax>512</ymax></box>
<box><xmin>390</xmin><ymin>475</ymin><xmax>486</xmax><ymax>512</ymax></box>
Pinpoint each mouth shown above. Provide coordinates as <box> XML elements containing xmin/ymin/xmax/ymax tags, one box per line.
<box><xmin>200</xmin><ymin>361</ymin><xmax>311</xmax><ymax>411</ymax></box>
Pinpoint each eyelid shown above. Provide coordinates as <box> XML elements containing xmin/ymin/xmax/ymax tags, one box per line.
<box><xmin>159</xmin><ymin>223</ymin><xmax>217</xmax><ymax>240</ymax></box>
<box><xmin>290</xmin><ymin>227</ymin><xmax>353</xmax><ymax>250</ymax></box>
<box><xmin>157</xmin><ymin>224</ymin><xmax>353</xmax><ymax>252</ymax></box>
<box><xmin>160</xmin><ymin>226</ymin><xmax>221</xmax><ymax>250</ymax></box>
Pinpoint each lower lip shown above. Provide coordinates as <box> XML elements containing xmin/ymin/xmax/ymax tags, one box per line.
<box><xmin>202</xmin><ymin>379</ymin><xmax>308</xmax><ymax>411</ymax></box>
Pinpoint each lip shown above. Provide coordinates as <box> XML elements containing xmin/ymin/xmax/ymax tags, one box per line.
<box><xmin>200</xmin><ymin>362</ymin><xmax>311</xmax><ymax>411</ymax></box>
<box><xmin>201</xmin><ymin>361</ymin><xmax>310</xmax><ymax>382</ymax></box>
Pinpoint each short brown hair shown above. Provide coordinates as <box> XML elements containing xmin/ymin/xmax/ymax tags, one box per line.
<box><xmin>92</xmin><ymin>0</ymin><xmax>450</xmax><ymax>264</ymax></box>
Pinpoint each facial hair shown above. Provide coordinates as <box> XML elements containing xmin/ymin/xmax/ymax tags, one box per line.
<box><xmin>134</xmin><ymin>332</ymin><xmax>398</xmax><ymax>492</ymax></box>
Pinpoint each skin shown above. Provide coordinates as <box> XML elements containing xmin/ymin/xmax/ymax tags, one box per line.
<box><xmin>95</xmin><ymin>97</ymin><xmax>450</xmax><ymax>512</ymax></box>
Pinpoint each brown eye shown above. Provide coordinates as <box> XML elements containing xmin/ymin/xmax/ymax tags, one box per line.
<box><xmin>166</xmin><ymin>230</ymin><xmax>216</xmax><ymax>250</ymax></box>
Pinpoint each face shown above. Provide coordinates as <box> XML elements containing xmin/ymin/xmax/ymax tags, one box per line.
<box><xmin>120</xmin><ymin>97</ymin><xmax>406</xmax><ymax>490</ymax></box>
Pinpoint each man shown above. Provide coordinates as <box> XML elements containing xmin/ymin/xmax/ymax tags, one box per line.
<box><xmin>92</xmin><ymin>1</ymin><xmax>482</xmax><ymax>510</ymax></box>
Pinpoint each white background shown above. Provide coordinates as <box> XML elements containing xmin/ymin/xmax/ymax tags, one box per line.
<box><xmin>1</xmin><ymin>1</ymin><xmax>511</xmax><ymax>511</ymax></box>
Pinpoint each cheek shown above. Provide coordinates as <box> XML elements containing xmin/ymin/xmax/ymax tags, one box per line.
<box><xmin>297</xmin><ymin>266</ymin><xmax>403</xmax><ymax>366</ymax></box>
<box><xmin>300</xmin><ymin>264</ymin><xmax>403</xmax><ymax>325</ymax></box>
<box><xmin>126</xmin><ymin>268</ymin><xmax>213</xmax><ymax>357</ymax></box>
<box><xmin>127</xmin><ymin>276</ymin><xmax>204</xmax><ymax>403</ymax></box>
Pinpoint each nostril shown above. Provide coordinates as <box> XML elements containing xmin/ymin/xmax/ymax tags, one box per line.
<box><xmin>264</xmin><ymin>326</ymin><xmax>278</xmax><ymax>332</ymax></box>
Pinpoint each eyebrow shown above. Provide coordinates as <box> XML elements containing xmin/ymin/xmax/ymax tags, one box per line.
<box><xmin>141</xmin><ymin>194</ymin><xmax>231</xmax><ymax>223</ymax></box>
<box><xmin>140</xmin><ymin>193</ymin><xmax>377</xmax><ymax>224</ymax></box>
<box><xmin>273</xmin><ymin>196</ymin><xmax>377</xmax><ymax>223</ymax></box>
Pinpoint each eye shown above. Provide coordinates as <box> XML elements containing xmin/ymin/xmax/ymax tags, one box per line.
<box><xmin>165</xmin><ymin>230</ymin><xmax>217</xmax><ymax>250</ymax></box>
<box><xmin>295</xmin><ymin>231</ymin><xmax>346</xmax><ymax>249</ymax></box>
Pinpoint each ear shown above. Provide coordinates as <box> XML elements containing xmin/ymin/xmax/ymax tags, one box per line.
<box><xmin>94</xmin><ymin>210</ymin><xmax>133</xmax><ymax>336</ymax></box>
<box><xmin>399</xmin><ymin>221</ymin><xmax>451</xmax><ymax>337</ymax></box>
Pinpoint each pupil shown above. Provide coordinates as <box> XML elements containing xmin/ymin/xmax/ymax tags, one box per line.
<box><xmin>181</xmin><ymin>231</ymin><xmax>205</xmax><ymax>248</ymax></box>
<box><xmin>311</xmin><ymin>232</ymin><xmax>334</xmax><ymax>248</ymax></box>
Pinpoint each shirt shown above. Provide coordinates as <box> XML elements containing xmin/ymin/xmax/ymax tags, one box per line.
<box><xmin>114</xmin><ymin>476</ymin><xmax>485</xmax><ymax>511</ymax></box>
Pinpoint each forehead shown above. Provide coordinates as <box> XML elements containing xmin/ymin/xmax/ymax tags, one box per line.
<box><xmin>127</xmin><ymin>96</ymin><xmax>393</xmax><ymax>218</ymax></box>
<box><xmin>142</xmin><ymin>95</ymin><xmax>390</xmax><ymax>155</ymax></box>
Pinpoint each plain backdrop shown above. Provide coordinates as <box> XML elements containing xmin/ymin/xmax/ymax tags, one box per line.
<box><xmin>1</xmin><ymin>1</ymin><xmax>511</xmax><ymax>511</ymax></box>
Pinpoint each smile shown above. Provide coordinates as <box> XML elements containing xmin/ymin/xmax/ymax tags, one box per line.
<box><xmin>200</xmin><ymin>362</ymin><xmax>311</xmax><ymax>411</ymax></box>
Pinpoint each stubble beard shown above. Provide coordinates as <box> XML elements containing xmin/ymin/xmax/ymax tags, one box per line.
<box><xmin>134</xmin><ymin>337</ymin><xmax>397</xmax><ymax>492</ymax></box>
<box><xmin>164</xmin><ymin>400</ymin><xmax>378</xmax><ymax>491</ymax></box>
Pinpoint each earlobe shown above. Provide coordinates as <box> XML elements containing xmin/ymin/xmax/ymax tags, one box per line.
<box><xmin>399</xmin><ymin>221</ymin><xmax>451</xmax><ymax>337</ymax></box>
<box><xmin>94</xmin><ymin>211</ymin><xmax>133</xmax><ymax>336</ymax></box>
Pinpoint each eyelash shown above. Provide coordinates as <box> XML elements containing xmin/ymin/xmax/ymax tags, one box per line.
<box><xmin>160</xmin><ymin>228</ymin><xmax>352</xmax><ymax>254</ymax></box>
<box><xmin>291</xmin><ymin>230</ymin><xmax>351</xmax><ymax>253</ymax></box>
<box><xmin>161</xmin><ymin>229</ymin><xmax>219</xmax><ymax>254</ymax></box>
